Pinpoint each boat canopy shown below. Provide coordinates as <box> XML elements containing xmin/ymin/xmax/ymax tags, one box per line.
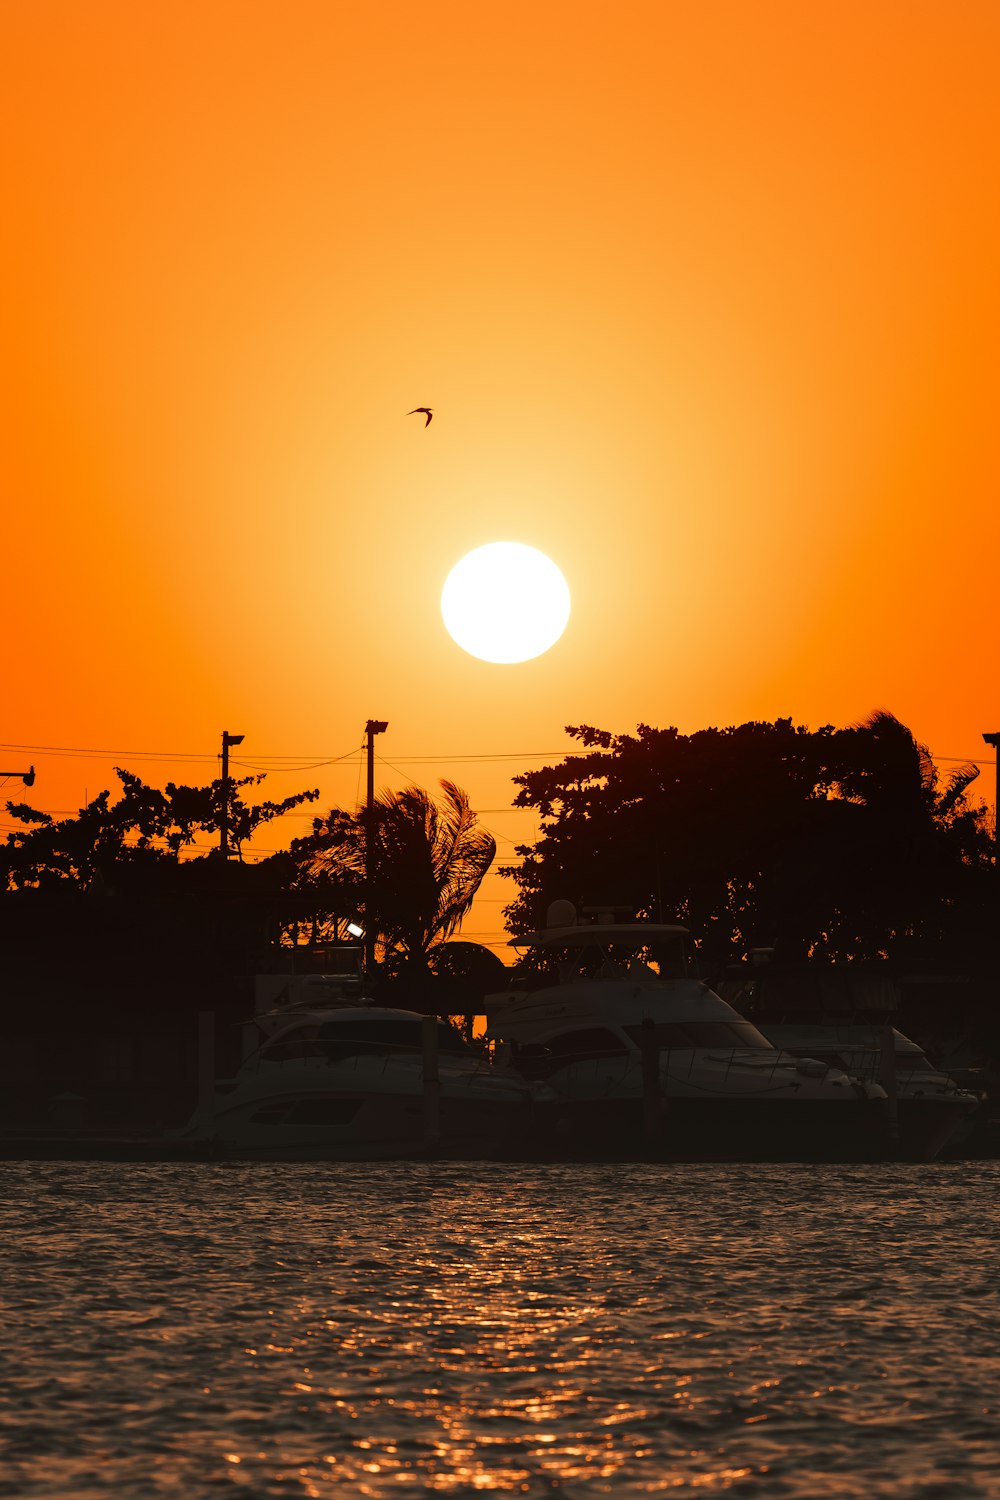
<box><xmin>508</xmin><ymin>924</ymin><xmax>693</xmax><ymax>983</ymax></box>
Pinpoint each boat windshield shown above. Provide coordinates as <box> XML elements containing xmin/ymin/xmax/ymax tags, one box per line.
<box><xmin>623</xmin><ymin>1020</ymin><xmax>772</xmax><ymax>1050</ymax></box>
<box><xmin>513</xmin><ymin>1027</ymin><xmax>630</xmax><ymax>1079</ymax></box>
<box><xmin>512</xmin><ymin>1019</ymin><xmax>773</xmax><ymax>1079</ymax></box>
<box><xmin>316</xmin><ymin>1018</ymin><xmax>472</xmax><ymax>1060</ymax></box>
<box><xmin>261</xmin><ymin>1018</ymin><xmax>472</xmax><ymax>1063</ymax></box>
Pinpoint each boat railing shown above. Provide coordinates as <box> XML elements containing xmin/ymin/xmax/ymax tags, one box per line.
<box><xmin>823</xmin><ymin>1051</ymin><xmax>965</xmax><ymax>1093</ymax></box>
<box><xmin>238</xmin><ymin>1037</ymin><xmax>496</xmax><ymax>1080</ymax></box>
<box><xmin>669</xmin><ymin>1045</ymin><xmax>806</xmax><ymax>1089</ymax></box>
<box><xmin>516</xmin><ymin>1043</ymin><xmax>801</xmax><ymax>1092</ymax></box>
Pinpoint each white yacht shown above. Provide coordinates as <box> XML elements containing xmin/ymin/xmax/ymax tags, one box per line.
<box><xmin>713</xmin><ymin>963</ymin><xmax>982</xmax><ymax>1161</ymax></box>
<box><xmin>485</xmin><ymin>903</ymin><xmax>888</xmax><ymax>1161</ymax></box>
<box><xmin>730</xmin><ymin>1015</ymin><xmax>979</xmax><ymax>1162</ymax></box>
<box><xmin>185</xmin><ymin>979</ymin><xmax>547</xmax><ymax>1160</ymax></box>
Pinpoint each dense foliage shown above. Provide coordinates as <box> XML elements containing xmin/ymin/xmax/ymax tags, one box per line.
<box><xmin>501</xmin><ymin>712</ymin><xmax>993</xmax><ymax>968</ymax></box>
<box><xmin>290</xmin><ymin>780</ymin><xmax>496</xmax><ymax>975</ymax></box>
<box><xmin>0</xmin><ymin>768</ymin><xmax>319</xmax><ymax>889</ymax></box>
<box><xmin>3</xmin><ymin>715</ymin><xmax>992</xmax><ymax>984</ymax></box>
<box><xmin>0</xmin><ymin>769</ymin><xmax>496</xmax><ymax>1000</ymax></box>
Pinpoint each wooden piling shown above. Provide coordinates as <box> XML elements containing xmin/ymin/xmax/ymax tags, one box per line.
<box><xmin>196</xmin><ymin>1010</ymin><xmax>215</xmax><ymax>1139</ymax></box>
<box><xmin>878</xmin><ymin>1024</ymin><xmax>899</xmax><ymax>1143</ymax></box>
<box><xmin>422</xmin><ymin>1013</ymin><xmax>441</xmax><ymax>1151</ymax></box>
<box><xmin>640</xmin><ymin>1017</ymin><xmax>660</xmax><ymax>1144</ymax></box>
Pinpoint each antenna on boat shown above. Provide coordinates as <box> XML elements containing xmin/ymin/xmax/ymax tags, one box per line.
<box><xmin>545</xmin><ymin>899</ymin><xmax>577</xmax><ymax>930</ymax></box>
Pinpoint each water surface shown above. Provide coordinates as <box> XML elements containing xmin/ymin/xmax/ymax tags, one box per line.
<box><xmin>2</xmin><ymin>1161</ymin><xmax>998</xmax><ymax>1497</ymax></box>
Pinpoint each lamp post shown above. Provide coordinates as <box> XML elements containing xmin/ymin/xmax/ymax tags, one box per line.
<box><xmin>219</xmin><ymin>730</ymin><xmax>244</xmax><ymax>858</ymax></box>
<box><xmin>983</xmin><ymin>733</ymin><xmax>1000</xmax><ymax>863</ymax></box>
<box><xmin>0</xmin><ymin>765</ymin><xmax>34</xmax><ymax>787</ymax></box>
<box><xmin>364</xmin><ymin>719</ymin><xmax>388</xmax><ymax>977</ymax></box>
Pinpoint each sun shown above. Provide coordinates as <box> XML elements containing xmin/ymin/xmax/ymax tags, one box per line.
<box><xmin>441</xmin><ymin>542</ymin><xmax>571</xmax><ymax>664</ymax></box>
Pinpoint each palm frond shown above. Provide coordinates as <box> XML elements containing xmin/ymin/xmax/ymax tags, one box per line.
<box><xmin>853</xmin><ymin>709</ymin><xmax>936</xmax><ymax>794</ymax></box>
<box><xmin>937</xmin><ymin>762</ymin><xmax>980</xmax><ymax>817</ymax></box>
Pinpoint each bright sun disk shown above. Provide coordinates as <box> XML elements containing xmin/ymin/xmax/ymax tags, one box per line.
<box><xmin>441</xmin><ymin>542</ymin><xmax>571</xmax><ymax>664</ymax></box>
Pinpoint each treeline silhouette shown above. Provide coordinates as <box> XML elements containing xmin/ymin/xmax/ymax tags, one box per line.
<box><xmin>501</xmin><ymin>711</ymin><xmax>994</xmax><ymax>973</ymax></box>
<box><xmin>0</xmin><ymin>769</ymin><xmax>504</xmax><ymax>1129</ymax></box>
<box><xmin>1</xmin><ymin>710</ymin><xmax>996</xmax><ymax>1131</ymax></box>
<box><xmin>1</xmin><ymin>709</ymin><xmax>995</xmax><ymax>997</ymax></box>
<box><xmin>0</xmin><ymin>769</ymin><xmax>502</xmax><ymax>1016</ymax></box>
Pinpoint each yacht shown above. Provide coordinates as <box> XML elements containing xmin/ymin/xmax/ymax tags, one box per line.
<box><xmin>184</xmin><ymin>976</ymin><xmax>548</xmax><ymax>1160</ymax></box>
<box><xmin>485</xmin><ymin>903</ymin><xmax>888</xmax><ymax>1161</ymax></box>
<box><xmin>714</xmin><ymin>963</ymin><xmax>981</xmax><ymax>1161</ymax></box>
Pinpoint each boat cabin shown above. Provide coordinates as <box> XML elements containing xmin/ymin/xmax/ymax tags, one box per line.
<box><xmin>249</xmin><ymin>1010</ymin><xmax>476</xmax><ymax>1068</ymax></box>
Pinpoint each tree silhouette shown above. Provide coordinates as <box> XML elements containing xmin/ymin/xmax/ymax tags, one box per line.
<box><xmin>502</xmin><ymin>714</ymin><xmax>992</xmax><ymax>967</ymax></box>
<box><xmin>293</xmin><ymin>780</ymin><xmax>496</xmax><ymax>974</ymax></box>
<box><xmin>1</xmin><ymin>768</ymin><xmax>319</xmax><ymax>889</ymax></box>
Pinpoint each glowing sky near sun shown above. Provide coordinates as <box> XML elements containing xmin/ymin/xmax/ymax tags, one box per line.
<box><xmin>0</xmin><ymin>1</ymin><xmax>997</xmax><ymax>949</ymax></box>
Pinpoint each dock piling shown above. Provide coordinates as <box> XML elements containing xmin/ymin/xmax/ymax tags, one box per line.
<box><xmin>878</xmin><ymin>1025</ymin><xmax>899</xmax><ymax>1143</ymax></box>
<box><xmin>196</xmin><ymin>1011</ymin><xmax>215</xmax><ymax>1140</ymax></box>
<box><xmin>640</xmin><ymin>1017</ymin><xmax>660</xmax><ymax>1144</ymax></box>
<box><xmin>423</xmin><ymin>1013</ymin><xmax>441</xmax><ymax>1151</ymax></box>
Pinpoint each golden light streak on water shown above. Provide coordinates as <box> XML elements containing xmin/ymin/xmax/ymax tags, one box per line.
<box><xmin>2</xmin><ymin>1161</ymin><xmax>1000</xmax><ymax>1496</ymax></box>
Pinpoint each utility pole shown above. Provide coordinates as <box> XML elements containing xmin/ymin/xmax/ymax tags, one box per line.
<box><xmin>983</xmin><ymin>732</ymin><xmax>1000</xmax><ymax>862</ymax></box>
<box><xmin>364</xmin><ymin>719</ymin><xmax>388</xmax><ymax>977</ymax></box>
<box><xmin>219</xmin><ymin>730</ymin><xmax>244</xmax><ymax>858</ymax></box>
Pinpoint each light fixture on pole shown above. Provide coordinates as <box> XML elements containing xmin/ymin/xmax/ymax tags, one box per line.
<box><xmin>219</xmin><ymin>730</ymin><xmax>245</xmax><ymax>858</ymax></box>
<box><xmin>0</xmin><ymin>765</ymin><xmax>34</xmax><ymax>787</ymax></box>
<box><xmin>363</xmin><ymin>719</ymin><xmax>388</xmax><ymax>976</ymax></box>
<box><xmin>983</xmin><ymin>732</ymin><xmax>999</xmax><ymax>863</ymax></box>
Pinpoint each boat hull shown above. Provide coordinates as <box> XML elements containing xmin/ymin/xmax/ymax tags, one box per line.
<box><xmin>889</xmin><ymin>1095</ymin><xmax>981</xmax><ymax>1163</ymax></box>
<box><xmin>204</xmin><ymin>1080</ymin><xmax>539</xmax><ymax>1161</ymax></box>
<box><xmin>533</xmin><ymin>1093</ymin><xmax>888</xmax><ymax>1163</ymax></box>
<box><xmin>745</xmin><ymin>1025</ymin><xmax>982</xmax><ymax>1162</ymax></box>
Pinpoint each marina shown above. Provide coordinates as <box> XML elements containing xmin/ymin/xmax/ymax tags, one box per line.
<box><xmin>486</xmin><ymin>905</ymin><xmax>892</xmax><ymax>1162</ymax></box>
<box><xmin>3</xmin><ymin>907</ymin><xmax>992</xmax><ymax>1165</ymax></box>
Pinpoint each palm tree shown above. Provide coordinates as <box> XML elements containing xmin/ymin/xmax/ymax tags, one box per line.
<box><xmin>838</xmin><ymin>710</ymin><xmax>980</xmax><ymax>825</ymax></box>
<box><xmin>299</xmin><ymin>781</ymin><xmax>496</xmax><ymax>973</ymax></box>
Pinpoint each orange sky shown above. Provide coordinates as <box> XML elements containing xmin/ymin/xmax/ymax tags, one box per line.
<box><xmin>2</xmin><ymin>1</ymin><xmax>998</xmax><ymax>953</ymax></box>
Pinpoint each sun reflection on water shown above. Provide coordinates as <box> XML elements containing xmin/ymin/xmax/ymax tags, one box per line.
<box><xmin>3</xmin><ymin>1162</ymin><xmax>999</xmax><ymax>1496</ymax></box>
<box><xmin>202</xmin><ymin>1174</ymin><xmax>782</xmax><ymax>1494</ymax></box>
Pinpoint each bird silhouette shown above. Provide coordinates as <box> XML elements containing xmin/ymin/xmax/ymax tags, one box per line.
<box><xmin>408</xmin><ymin>407</ymin><xmax>433</xmax><ymax>426</ymax></box>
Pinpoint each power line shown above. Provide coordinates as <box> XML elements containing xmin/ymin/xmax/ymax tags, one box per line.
<box><xmin>0</xmin><ymin>740</ymin><xmax>570</xmax><ymax>764</ymax></box>
<box><xmin>375</xmin><ymin>752</ymin><xmax>567</xmax><ymax>763</ymax></box>
<box><xmin>0</xmin><ymin>741</ymin><xmax>366</xmax><ymax>768</ymax></box>
<box><xmin>0</xmin><ymin>746</ymin><xmax>218</xmax><ymax>764</ymax></box>
<box><xmin>230</xmin><ymin>747</ymin><xmax>363</xmax><ymax>774</ymax></box>
<box><xmin>2</xmin><ymin>740</ymin><xmax>993</xmax><ymax>803</ymax></box>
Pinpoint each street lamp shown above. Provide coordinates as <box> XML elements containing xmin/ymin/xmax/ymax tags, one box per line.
<box><xmin>364</xmin><ymin>720</ymin><xmax>388</xmax><ymax>977</ymax></box>
<box><xmin>219</xmin><ymin>730</ymin><xmax>245</xmax><ymax>858</ymax></box>
<box><xmin>983</xmin><ymin>732</ymin><xmax>1000</xmax><ymax>863</ymax></box>
<box><xmin>0</xmin><ymin>765</ymin><xmax>34</xmax><ymax>787</ymax></box>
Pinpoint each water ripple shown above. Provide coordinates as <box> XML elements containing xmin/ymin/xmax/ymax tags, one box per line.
<box><xmin>1</xmin><ymin>1161</ymin><xmax>998</xmax><ymax>1497</ymax></box>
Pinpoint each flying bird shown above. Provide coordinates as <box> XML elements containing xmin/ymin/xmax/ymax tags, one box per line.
<box><xmin>408</xmin><ymin>407</ymin><xmax>433</xmax><ymax>426</ymax></box>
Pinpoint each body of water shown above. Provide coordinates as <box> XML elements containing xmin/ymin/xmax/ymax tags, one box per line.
<box><xmin>1</xmin><ymin>1161</ymin><xmax>998</xmax><ymax>1498</ymax></box>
